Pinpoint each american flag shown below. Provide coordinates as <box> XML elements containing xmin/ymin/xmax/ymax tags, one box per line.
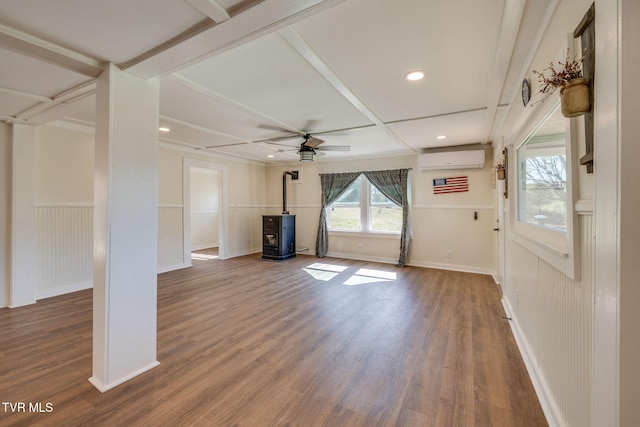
<box><xmin>432</xmin><ymin>176</ymin><xmax>469</xmax><ymax>194</ymax></box>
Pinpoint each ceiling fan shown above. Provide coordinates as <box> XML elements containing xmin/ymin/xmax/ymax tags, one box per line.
<box><xmin>258</xmin><ymin>122</ymin><xmax>355</xmax><ymax>161</ymax></box>
<box><xmin>195</xmin><ymin>121</ymin><xmax>366</xmax><ymax>159</ymax></box>
<box><xmin>289</xmin><ymin>133</ymin><xmax>350</xmax><ymax>162</ymax></box>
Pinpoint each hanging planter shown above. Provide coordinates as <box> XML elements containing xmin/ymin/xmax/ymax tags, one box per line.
<box><xmin>495</xmin><ymin>155</ymin><xmax>506</xmax><ymax>180</ymax></box>
<box><xmin>561</xmin><ymin>77</ymin><xmax>590</xmax><ymax>117</ymax></box>
<box><xmin>533</xmin><ymin>49</ymin><xmax>590</xmax><ymax>117</ymax></box>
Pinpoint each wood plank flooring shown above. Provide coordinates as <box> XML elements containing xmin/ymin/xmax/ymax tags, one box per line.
<box><xmin>0</xmin><ymin>253</ymin><xmax>547</xmax><ymax>426</ymax></box>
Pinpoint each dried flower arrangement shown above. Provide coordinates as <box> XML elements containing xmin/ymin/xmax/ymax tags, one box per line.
<box><xmin>532</xmin><ymin>49</ymin><xmax>585</xmax><ymax>95</ymax></box>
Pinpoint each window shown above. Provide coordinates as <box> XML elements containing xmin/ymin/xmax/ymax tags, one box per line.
<box><xmin>511</xmin><ymin>101</ymin><xmax>579</xmax><ymax>279</ymax></box>
<box><xmin>517</xmin><ymin>111</ymin><xmax>567</xmax><ymax>232</ymax></box>
<box><xmin>328</xmin><ymin>176</ymin><xmax>402</xmax><ymax>233</ymax></box>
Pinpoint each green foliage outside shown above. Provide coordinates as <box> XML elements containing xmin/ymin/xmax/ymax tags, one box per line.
<box><xmin>330</xmin><ymin>207</ymin><xmax>402</xmax><ymax>232</ymax></box>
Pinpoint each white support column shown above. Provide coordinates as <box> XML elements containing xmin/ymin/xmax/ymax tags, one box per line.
<box><xmin>0</xmin><ymin>124</ymin><xmax>13</xmax><ymax>308</ymax></box>
<box><xmin>10</xmin><ymin>124</ymin><xmax>37</xmax><ymax>308</ymax></box>
<box><xmin>90</xmin><ymin>63</ymin><xmax>160</xmax><ymax>392</ymax></box>
<box><xmin>618</xmin><ymin>0</ymin><xmax>640</xmax><ymax>424</ymax></box>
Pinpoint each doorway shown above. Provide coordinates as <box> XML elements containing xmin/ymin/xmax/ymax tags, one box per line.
<box><xmin>183</xmin><ymin>158</ymin><xmax>228</xmax><ymax>264</ymax></box>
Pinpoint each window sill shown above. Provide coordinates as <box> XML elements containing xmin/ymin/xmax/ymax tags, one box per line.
<box><xmin>328</xmin><ymin>230</ymin><xmax>400</xmax><ymax>239</ymax></box>
<box><xmin>510</xmin><ymin>229</ymin><xmax>569</xmax><ymax>259</ymax></box>
<box><xmin>509</xmin><ymin>225</ymin><xmax>578</xmax><ymax>280</ymax></box>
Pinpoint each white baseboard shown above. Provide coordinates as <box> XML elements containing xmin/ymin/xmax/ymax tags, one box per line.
<box><xmin>226</xmin><ymin>248</ymin><xmax>262</xmax><ymax>259</ymax></box>
<box><xmin>322</xmin><ymin>252</ymin><xmax>497</xmax><ymax>277</ymax></box>
<box><xmin>502</xmin><ymin>297</ymin><xmax>560</xmax><ymax>427</ymax></box>
<box><xmin>407</xmin><ymin>260</ymin><xmax>495</xmax><ymax>277</ymax></box>
<box><xmin>35</xmin><ymin>280</ymin><xmax>93</xmax><ymax>301</ymax></box>
<box><xmin>157</xmin><ymin>263</ymin><xmax>191</xmax><ymax>274</ymax></box>
<box><xmin>88</xmin><ymin>360</ymin><xmax>160</xmax><ymax>393</ymax></box>
<box><xmin>325</xmin><ymin>251</ymin><xmax>398</xmax><ymax>265</ymax></box>
<box><xmin>191</xmin><ymin>243</ymin><xmax>218</xmax><ymax>251</ymax></box>
<box><xmin>8</xmin><ymin>298</ymin><xmax>37</xmax><ymax>308</ymax></box>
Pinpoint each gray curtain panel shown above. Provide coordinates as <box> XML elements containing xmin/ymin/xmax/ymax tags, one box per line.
<box><xmin>315</xmin><ymin>172</ymin><xmax>362</xmax><ymax>257</ymax></box>
<box><xmin>363</xmin><ymin>169</ymin><xmax>411</xmax><ymax>266</ymax></box>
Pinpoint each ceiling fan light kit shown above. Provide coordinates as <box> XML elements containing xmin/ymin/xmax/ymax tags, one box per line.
<box><xmin>298</xmin><ymin>145</ymin><xmax>315</xmax><ymax>162</ymax></box>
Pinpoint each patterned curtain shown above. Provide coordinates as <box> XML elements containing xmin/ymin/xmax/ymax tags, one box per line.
<box><xmin>363</xmin><ymin>169</ymin><xmax>411</xmax><ymax>266</ymax></box>
<box><xmin>315</xmin><ymin>172</ymin><xmax>362</xmax><ymax>257</ymax></box>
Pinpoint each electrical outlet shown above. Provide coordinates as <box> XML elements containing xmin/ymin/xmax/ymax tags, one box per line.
<box><xmin>446</xmin><ymin>250</ymin><xmax>453</xmax><ymax>259</ymax></box>
<box><xmin>357</xmin><ymin>241</ymin><xmax>363</xmax><ymax>248</ymax></box>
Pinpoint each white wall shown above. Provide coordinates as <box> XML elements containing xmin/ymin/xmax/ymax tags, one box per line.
<box><xmin>190</xmin><ymin>168</ymin><xmax>219</xmax><ymax>250</ymax></box>
<box><xmin>158</xmin><ymin>145</ymin><xmax>266</xmax><ymax>261</ymax></box>
<box><xmin>495</xmin><ymin>0</ymin><xmax>596</xmax><ymax>425</ymax></box>
<box><xmin>1</xmin><ymin>124</ymin><xmax>269</xmax><ymax>303</ymax></box>
<box><xmin>34</xmin><ymin>125</ymin><xmax>94</xmax><ymax>299</ymax></box>
<box><xmin>265</xmin><ymin>152</ymin><xmax>495</xmax><ymax>274</ymax></box>
<box><xmin>617</xmin><ymin>0</ymin><xmax>640</xmax><ymax>424</ymax></box>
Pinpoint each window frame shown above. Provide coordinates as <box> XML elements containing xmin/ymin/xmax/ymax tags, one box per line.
<box><xmin>509</xmin><ymin>98</ymin><xmax>580</xmax><ymax>280</ymax></box>
<box><xmin>328</xmin><ymin>176</ymin><xmax>402</xmax><ymax>236</ymax></box>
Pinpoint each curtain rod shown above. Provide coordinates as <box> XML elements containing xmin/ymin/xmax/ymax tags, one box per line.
<box><xmin>318</xmin><ymin>167</ymin><xmax>412</xmax><ymax>175</ymax></box>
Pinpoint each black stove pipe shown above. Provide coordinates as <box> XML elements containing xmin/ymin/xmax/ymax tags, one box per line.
<box><xmin>282</xmin><ymin>171</ymin><xmax>295</xmax><ymax>214</ymax></box>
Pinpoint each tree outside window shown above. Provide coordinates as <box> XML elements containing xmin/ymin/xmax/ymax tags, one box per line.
<box><xmin>329</xmin><ymin>176</ymin><xmax>402</xmax><ymax>233</ymax></box>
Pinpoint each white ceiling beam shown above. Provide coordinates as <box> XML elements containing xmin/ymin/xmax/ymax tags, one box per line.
<box><xmin>277</xmin><ymin>26</ymin><xmax>414</xmax><ymax>153</ymax></box>
<box><xmin>0</xmin><ymin>86</ymin><xmax>51</xmax><ymax>103</ymax></box>
<box><xmin>160</xmin><ymin>114</ymin><xmax>252</xmax><ymax>143</ymax></box>
<box><xmin>125</xmin><ymin>0</ymin><xmax>349</xmax><ymax>79</ymax></box>
<box><xmin>15</xmin><ymin>81</ymin><xmax>96</xmax><ymax>125</ymax></box>
<box><xmin>0</xmin><ymin>23</ymin><xmax>103</xmax><ymax>77</ymax></box>
<box><xmin>490</xmin><ymin>0</ymin><xmax>561</xmax><ymax>144</ymax></box>
<box><xmin>169</xmin><ymin>74</ymin><xmax>304</xmax><ymax>136</ymax></box>
<box><xmin>185</xmin><ymin>0</ymin><xmax>231</xmax><ymax>23</ymax></box>
<box><xmin>480</xmin><ymin>0</ymin><xmax>526</xmax><ymax>144</ymax></box>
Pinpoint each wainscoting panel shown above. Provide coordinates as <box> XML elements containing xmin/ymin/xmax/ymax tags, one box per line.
<box><xmin>36</xmin><ymin>206</ymin><xmax>93</xmax><ymax>297</ymax></box>
<box><xmin>505</xmin><ymin>212</ymin><xmax>594</xmax><ymax>427</ymax></box>
<box><xmin>35</xmin><ymin>206</ymin><xmax>188</xmax><ymax>297</ymax></box>
<box><xmin>158</xmin><ymin>206</ymin><xmax>184</xmax><ymax>269</ymax></box>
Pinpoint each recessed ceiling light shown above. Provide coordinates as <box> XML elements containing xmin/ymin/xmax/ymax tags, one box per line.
<box><xmin>405</xmin><ymin>70</ymin><xmax>425</xmax><ymax>81</ymax></box>
<box><xmin>159</xmin><ymin>127</ymin><xmax>170</xmax><ymax>132</ymax></box>
<box><xmin>436</xmin><ymin>135</ymin><xmax>447</xmax><ymax>140</ymax></box>
<box><xmin>267</xmin><ymin>154</ymin><xmax>275</xmax><ymax>158</ymax></box>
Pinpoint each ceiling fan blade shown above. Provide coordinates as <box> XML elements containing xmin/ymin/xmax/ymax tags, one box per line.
<box><xmin>317</xmin><ymin>145</ymin><xmax>350</xmax><ymax>151</ymax></box>
<box><xmin>255</xmin><ymin>134</ymin><xmax>301</xmax><ymax>143</ymax></box>
<box><xmin>315</xmin><ymin>150</ymin><xmax>327</xmax><ymax>157</ymax></box>
<box><xmin>302</xmin><ymin>119</ymin><xmax>320</xmax><ymax>131</ymax></box>
<box><xmin>303</xmin><ymin>136</ymin><xmax>324</xmax><ymax>148</ymax></box>
<box><xmin>195</xmin><ymin>142</ymin><xmax>247</xmax><ymax>150</ymax></box>
<box><xmin>257</xmin><ymin>123</ymin><xmax>305</xmax><ymax>135</ymax></box>
<box><xmin>262</xmin><ymin>140</ymin><xmax>299</xmax><ymax>148</ymax></box>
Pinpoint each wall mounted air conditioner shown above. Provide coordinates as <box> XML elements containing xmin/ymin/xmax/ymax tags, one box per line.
<box><xmin>418</xmin><ymin>149</ymin><xmax>485</xmax><ymax>171</ymax></box>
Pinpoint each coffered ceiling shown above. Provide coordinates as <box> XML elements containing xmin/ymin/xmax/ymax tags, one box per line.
<box><xmin>0</xmin><ymin>0</ymin><xmax>551</xmax><ymax>163</ymax></box>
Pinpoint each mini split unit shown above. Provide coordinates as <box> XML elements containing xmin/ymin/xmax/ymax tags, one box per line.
<box><xmin>417</xmin><ymin>149</ymin><xmax>485</xmax><ymax>171</ymax></box>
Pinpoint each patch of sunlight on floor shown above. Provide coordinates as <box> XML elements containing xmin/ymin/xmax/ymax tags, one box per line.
<box><xmin>303</xmin><ymin>268</ymin><xmax>339</xmax><ymax>281</ymax></box>
<box><xmin>301</xmin><ymin>263</ymin><xmax>396</xmax><ymax>285</ymax></box>
<box><xmin>343</xmin><ymin>268</ymin><xmax>397</xmax><ymax>286</ymax></box>
<box><xmin>354</xmin><ymin>268</ymin><xmax>397</xmax><ymax>280</ymax></box>
<box><xmin>343</xmin><ymin>275</ymin><xmax>394</xmax><ymax>286</ymax></box>
<box><xmin>306</xmin><ymin>263</ymin><xmax>348</xmax><ymax>272</ymax></box>
<box><xmin>302</xmin><ymin>262</ymin><xmax>347</xmax><ymax>281</ymax></box>
<box><xmin>191</xmin><ymin>253</ymin><xmax>219</xmax><ymax>260</ymax></box>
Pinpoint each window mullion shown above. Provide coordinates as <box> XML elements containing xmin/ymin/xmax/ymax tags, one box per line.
<box><xmin>361</xmin><ymin>178</ymin><xmax>368</xmax><ymax>231</ymax></box>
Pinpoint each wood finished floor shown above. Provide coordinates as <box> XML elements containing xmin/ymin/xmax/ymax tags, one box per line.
<box><xmin>0</xmin><ymin>253</ymin><xmax>547</xmax><ymax>426</ymax></box>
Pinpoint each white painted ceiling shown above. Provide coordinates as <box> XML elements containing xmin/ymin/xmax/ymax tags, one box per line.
<box><xmin>0</xmin><ymin>0</ymin><xmax>551</xmax><ymax>163</ymax></box>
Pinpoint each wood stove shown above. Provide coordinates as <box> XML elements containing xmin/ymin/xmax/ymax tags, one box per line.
<box><xmin>262</xmin><ymin>215</ymin><xmax>296</xmax><ymax>260</ymax></box>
